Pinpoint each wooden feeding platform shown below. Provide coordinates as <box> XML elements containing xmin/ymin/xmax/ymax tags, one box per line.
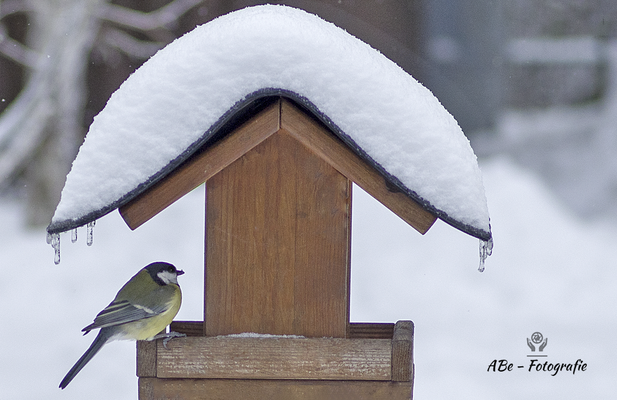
<box><xmin>118</xmin><ymin>97</ymin><xmax>436</xmax><ymax>399</ymax></box>
<box><xmin>138</xmin><ymin>321</ymin><xmax>414</xmax><ymax>399</ymax></box>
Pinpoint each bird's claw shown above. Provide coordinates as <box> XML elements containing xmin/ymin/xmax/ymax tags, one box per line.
<box><xmin>151</xmin><ymin>331</ymin><xmax>187</xmax><ymax>349</ymax></box>
<box><xmin>162</xmin><ymin>331</ymin><xmax>187</xmax><ymax>349</ymax></box>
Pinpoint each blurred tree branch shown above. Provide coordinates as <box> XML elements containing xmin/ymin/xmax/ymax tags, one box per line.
<box><xmin>0</xmin><ymin>0</ymin><xmax>202</xmax><ymax>226</ymax></box>
<box><xmin>99</xmin><ymin>0</ymin><xmax>200</xmax><ymax>31</ymax></box>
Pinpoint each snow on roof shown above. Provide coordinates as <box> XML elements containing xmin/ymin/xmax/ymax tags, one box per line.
<box><xmin>47</xmin><ymin>5</ymin><xmax>491</xmax><ymax>242</ymax></box>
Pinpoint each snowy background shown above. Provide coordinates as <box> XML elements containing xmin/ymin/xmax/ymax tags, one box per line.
<box><xmin>2</xmin><ymin>154</ymin><xmax>617</xmax><ymax>399</ymax></box>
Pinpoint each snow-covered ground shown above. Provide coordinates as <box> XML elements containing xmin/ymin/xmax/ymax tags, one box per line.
<box><xmin>1</xmin><ymin>155</ymin><xmax>616</xmax><ymax>399</ymax></box>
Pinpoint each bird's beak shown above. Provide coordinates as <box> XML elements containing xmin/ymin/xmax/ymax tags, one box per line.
<box><xmin>177</xmin><ymin>269</ymin><xmax>185</xmax><ymax>276</ymax></box>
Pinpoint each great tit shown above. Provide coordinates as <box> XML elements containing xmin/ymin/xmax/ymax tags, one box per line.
<box><xmin>59</xmin><ymin>261</ymin><xmax>184</xmax><ymax>389</ymax></box>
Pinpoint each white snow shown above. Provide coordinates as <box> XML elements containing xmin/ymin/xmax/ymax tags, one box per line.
<box><xmin>2</xmin><ymin>157</ymin><xmax>616</xmax><ymax>399</ymax></box>
<box><xmin>50</xmin><ymin>5</ymin><xmax>490</xmax><ymax>239</ymax></box>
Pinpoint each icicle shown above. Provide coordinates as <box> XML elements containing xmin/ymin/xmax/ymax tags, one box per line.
<box><xmin>47</xmin><ymin>232</ymin><xmax>61</xmax><ymax>265</ymax></box>
<box><xmin>71</xmin><ymin>228</ymin><xmax>78</xmax><ymax>243</ymax></box>
<box><xmin>478</xmin><ymin>237</ymin><xmax>493</xmax><ymax>272</ymax></box>
<box><xmin>86</xmin><ymin>221</ymin><xmax>96</xmax><ymax>246</ymax></box>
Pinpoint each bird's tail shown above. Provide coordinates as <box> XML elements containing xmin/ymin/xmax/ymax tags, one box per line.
<box><xmin>59</xmin><ymin>329</ymin><xmax>111</xmax><ymax>389</ymax></box>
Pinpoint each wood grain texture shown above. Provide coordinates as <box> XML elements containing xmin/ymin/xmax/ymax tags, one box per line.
<box><xmin>139</xmin><ymin>378</ymin><xmax>412</xmax><ymax>400</ymax></box>
<box><xmin>205</xmin><ymin>125</ymin><xmax>351</xmax><ymax>338</ymax></box>
<box><xmin>119</xmin><ymin>101</ymin><xmax>281</xmax><ymax>230</ymax></box>
<box><xmin>169</xmin><ymin>321</ymin><xmax>203</xmax><ymax>337</ymax></box>
<box><xmin>391</xmin><ymin>321</ymin><xmax>414</xmax><ymax>382</ymax></box>
<box><xmin>280</xmin><ymin>99</ymin><xmax>436</xmax><ymax>234</ymax></box>
<box><xmin>136</xmin><ymin>340</ymin><xmax>157</xmax><ymax>378</ymax></box>
<box><xmin>349</xmin><ymin>322</ymin><xmax>395</xmax><ymax>339</ymax></box>
<box><xmin>154</xmin><ymin>336</ymin><xmax>391</xmax><ymax>380</ymax></box>
<box><xmin>137</xmin><ymin>321</ymin><xmax>414</xmax><ymax>399</ymax></box>
<box><xmin>169</xmin><ymin>321</ymin><xmax>397</xmax><ymax>339</ymax></box>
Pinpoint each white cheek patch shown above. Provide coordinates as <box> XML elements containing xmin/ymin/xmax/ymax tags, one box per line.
<box><xmin>157</xmin><ymin>270</ymin><xmax>178</xmax><ymax>285</ymax></box>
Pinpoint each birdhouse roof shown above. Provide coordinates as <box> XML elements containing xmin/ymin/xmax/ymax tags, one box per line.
<box><xmin>47</xmin><ymin>5</ymin><xmax>491</xmax><ymax>241</ymax></box>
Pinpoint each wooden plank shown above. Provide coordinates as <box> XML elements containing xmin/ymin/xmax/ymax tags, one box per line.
<box><xmin>349</xmin><ymin>322</ymin><xmax>395</xmax><ymax>339</ymax></box>
<box><xmin>169</xmin><ymin>321</ymin><xmax>203</xmax><ymax>337</ymax></box>
<box><xmin>136</xmin><ymin>340</ymin><xmax>157</xmax><ymax>378</ymax></box>
<box><xmin>205</xmin><ymin>127</ymin><xmax>350</xmax><ymax>338</ymax></box>
<box><xmin>155</xmin><ymin>336</ymin><xmax>391</xmax><ymax>380</ymax></box>
<box><xmin>291</xmin><ymin>130</ymin><xmax>351</xmax><ymax>337</ymax></box>
<box><xmin>119</xmin><ymin>101</ymin><xmax>281</xmax><ymax>230</ymax></box>
<box><xmin>139</xmin><ymin>378</ymin><xmax>412</xmax><ymax>400</ymax></box>
<box><xmin>280</xmin><ymin>99</ymin><xmax>436</xmax><ymax>235</ymax></box>
<box><xmin>391</xmin><ymin>321</ymin><xmax>414</xmax><ymax>382</ymax></box>
<box><xmin>205</xmin><ymin>129</ymin><xmax>296</xmax><ymax>336</ymax></box>
<box><xmin>169</xmin><ymin>321</ymin><xmax>397</xmax><ymax>339</ymax></box>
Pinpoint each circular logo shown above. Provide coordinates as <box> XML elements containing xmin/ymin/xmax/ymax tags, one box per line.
<box><xmin>531</xmin><ymin>332</ymin><xmax>543</xmax><ymax>344</ymax></box>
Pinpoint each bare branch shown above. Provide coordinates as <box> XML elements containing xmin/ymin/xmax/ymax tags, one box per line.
<box><xmin>0</xmin><ymin>0</ymin><xmax>204</xmax><ymax>222</ymax></box>
<box><xmin>0</xmin><ymin>75</ymin><xmax>53</xmax><ymax>184</ymax></box>
<box><xmin>102</xmin><ymin>27</ymin><xmax>163</xmax><ymax>59</ymax></box>
<box><xmin>0</xmin><ymin>23</ymin><xmax>39</xmax><ymax>68</ymax></box>
<box><xmin>0</xmin><ymin>0</ymin><xmax>104</xmax><ymax>190</ymax></box>
<box><xmin>99</xmin><ymin>0</ymin><xmax>202</xmax><ymax>31</ymax></box>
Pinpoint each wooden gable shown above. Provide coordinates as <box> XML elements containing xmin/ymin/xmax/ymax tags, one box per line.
<box><xmin>119</xmin><ymin>98</ymin><xmax>436</xmax><ymax>234</ymax></box>
<box><xmin>120</xmin><ymin>98</ymin><xmax>434</xmax><ymax>338</ymax></box>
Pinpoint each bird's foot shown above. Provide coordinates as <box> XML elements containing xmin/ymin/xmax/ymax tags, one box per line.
<box><xmin>152</xmin><ymin>331</ymin><xmax>187</xmax><ymax>349</ymax></box>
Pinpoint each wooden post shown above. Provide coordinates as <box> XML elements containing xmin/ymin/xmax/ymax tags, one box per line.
<box><xmin>391</xmin><ymin>321</ymin><xmax>414</xmax><ymax>382</ymax></box>
<box><xmin>205</xmin><ymin>121</ymin><xmax>351</xmax><ymax>337</ymax></box>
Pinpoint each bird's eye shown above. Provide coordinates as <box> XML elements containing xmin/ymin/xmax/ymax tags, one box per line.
<box><xmin>168</xmin><ymin>266</ymin><xmax>175</xmax><ymax>273</ymax></box>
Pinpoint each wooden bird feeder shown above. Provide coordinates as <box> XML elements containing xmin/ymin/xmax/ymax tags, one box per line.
<box><xmin>47</xmin><ymin>7</ymin><xmax>492</xmax><ymax>400</ymax></box>
<box><xmin>121</xmin><ymin>96</ymin><xmax>437</xmax><ymax>399</ymax></box>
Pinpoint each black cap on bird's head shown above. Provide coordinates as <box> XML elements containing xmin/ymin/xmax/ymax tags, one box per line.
<box><xmin>145</xmin><ymin>262</ymin><xmax>184</xmax><ymax>285</ymax></box>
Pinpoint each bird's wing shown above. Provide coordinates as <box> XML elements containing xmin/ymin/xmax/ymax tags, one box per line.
<box><xmin>81</xmin><ymin>299</ymin><xmax>169</xmax><ymax>333</ymax></box>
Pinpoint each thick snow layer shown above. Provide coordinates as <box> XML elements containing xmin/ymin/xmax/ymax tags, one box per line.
<box><xmin>49</xmin><ymin>5</ymin><xmax>490</xmax><ymax>239</ymax></box>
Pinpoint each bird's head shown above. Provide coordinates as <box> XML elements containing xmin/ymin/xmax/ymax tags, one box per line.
<box><xmin>144</xmin><ymin>262</ymin><xmax>184</xmax><ymax>286</ymax></box>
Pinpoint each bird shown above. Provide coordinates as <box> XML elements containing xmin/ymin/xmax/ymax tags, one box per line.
<box><xmin>59</xmin><ymin>261</ymin><xmax>184</xmax><ymax>389</ymax></box>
